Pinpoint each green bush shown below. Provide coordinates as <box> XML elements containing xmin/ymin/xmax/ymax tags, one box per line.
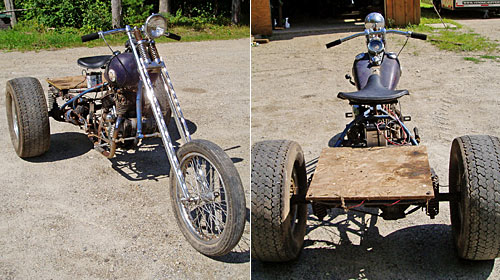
<box><xmin>10</xmin><ymin>0</ymin><xmax>241</xmax><ymax>31</ymax></box>
<box><xmin>19</xmin><ymin>0</ymin><xmax>112</xmax><ymax>30</ymax></box>
<box><xmin>165</xmin><ymin>4</ymin><xmax>231</xmax><ymax>30</ymax></box>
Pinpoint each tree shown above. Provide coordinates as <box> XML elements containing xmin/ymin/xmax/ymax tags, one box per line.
<box><xmin>159</xmin><ymin>0</ymin><xmax>171</xmax><ymax>14</ymax></box>
<box><xmin>111</xmin><ymin>0</ymin><xmax>122</xmax><ymax>28</ymax></box>
<box><xmin>3</xmin><ymin>0</ymin><xmax>16</xmax><ymax>27</ymax></box>
<box><xmin>231</xmin><ymin>0</ymin><xmax>241</xmax><ymax>25</ymax></box>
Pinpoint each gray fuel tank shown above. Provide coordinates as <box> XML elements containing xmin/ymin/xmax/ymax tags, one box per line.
<box><xmin>352</xmin><ymin>53</ymin><xmax>401</xmax><ymax>90</ymax></box>
<box><xmin>104</xmin><ymin>52</ymin><xmax>140</xmax><ymax>90</ymax></box>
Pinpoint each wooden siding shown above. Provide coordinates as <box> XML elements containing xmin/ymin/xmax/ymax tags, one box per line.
<box><xmin>385</xmin><ymin>0</ymin><xmax>421</xmax><ymax>26</ymax></box>
<box><xmin>251</xmin><ymin>0</ymin><xmax>272</xmax><ymax>36</ymax></box>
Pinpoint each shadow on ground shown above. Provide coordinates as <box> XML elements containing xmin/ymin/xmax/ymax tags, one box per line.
<box><xmin>25</xmin><ymin>132</ymin><xmax>92</xmax><ymax>162</ymax></box>
<box><xmin>252</xmin><ymin>208</ymin><xmax>494</xmax><ymax>279</ymax></box>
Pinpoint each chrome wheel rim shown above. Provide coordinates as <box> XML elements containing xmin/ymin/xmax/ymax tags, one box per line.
<box><xmin>176</xmin><ymin>152</ymin><xmax>228</xmax><ymax>243</ymax></box>
<box><xmin>11</xmin><ymin>98</ymin><xmax>19</xmax><ymax>141</ymax></box>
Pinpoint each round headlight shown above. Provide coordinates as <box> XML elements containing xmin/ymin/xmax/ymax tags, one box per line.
<box><xmin>145</xmin><ymin>14</ymin><xmax>167</xmax><ymax>38</ymax></box>
<box><xmin>367</xmin><ymin>39</ymin><xmax>384</xmax><ymax>55</ymax></box>
<box><xmin>365</xmin><ymin>12</ymin><xmax>385</xmax><ymax>31</ymax></box>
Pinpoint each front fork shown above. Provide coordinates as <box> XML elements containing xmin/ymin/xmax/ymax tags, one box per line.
<box><xmin>127</xmin><ymin>26</ymin><xmax>211</xmax><ymax>202</ymax></box>
<box><xmin>126</xmin><ymin>26</ymin><xmax>192</xmax><ymax>199</ymax></box>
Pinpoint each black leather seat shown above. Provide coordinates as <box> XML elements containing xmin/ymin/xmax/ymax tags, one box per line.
<box><xmin>338</xmin><ymin>74</ymin><xmax>409</xmax><ymax>104</ymax></box>
<box><xmin>77</xmin><ymin>55</ymin><xmax>112</xmax><ymax>69</ymax></box>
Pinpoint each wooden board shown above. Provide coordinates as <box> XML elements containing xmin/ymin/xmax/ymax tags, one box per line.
<box><xmin>46</xmin><ymin>75</ymin><xmax>87</xmax><ymax>90</ymax></box>
<box><xmin>307</xmin><ymin>146</ymin><xmax>434</xmax><ymax>201</ymax></box>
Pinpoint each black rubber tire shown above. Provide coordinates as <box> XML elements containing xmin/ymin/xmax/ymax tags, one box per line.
<box><xmin>251</xmin><ymin>140</ymin><xmax>308</xmax><ymax>262</ymax></box>
<box><xmin>449</xmin><ymin>135</ymin><xmax>500</xmax><ymax>260</ymax></box>
<box><xmin>5</xmin><ymin>77</ymin><xmax>50</xmax><ymax>158</ymax></box>
<box><xmin>169</xmin><ymin>139</ymin><xmax>246</xmax><ymax>256</ymax></box>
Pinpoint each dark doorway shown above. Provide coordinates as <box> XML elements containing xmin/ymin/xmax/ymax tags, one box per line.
<box><xmin>271</xmin><ymin>0</ymin><xmax>384</xmax><ymax>29</ymax></box>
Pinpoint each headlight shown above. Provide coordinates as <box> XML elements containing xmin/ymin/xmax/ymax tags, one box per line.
<box><xmin>145</xmin><ymin>14</ymin><xmax>167</xmax><ymax>38</ymax></box>
<box><xmin>367</xmin><ymin>39</ymin><xmax>384</xmax><ymax>55</ymax></box>
<box><xmin>365</xmin><ymin>12</ymin><xmax>385</xmax><ymax>31</ymax></box>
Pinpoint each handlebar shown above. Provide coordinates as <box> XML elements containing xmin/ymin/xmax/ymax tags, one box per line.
<box><xmin>325</xmin><ymin>29</ymin><xmax>427</xmax><ymax>49</ymax></box>
<box><xmin>81</xmin><ymin>28</ymin><xmax>127</xmax><ymax>42</ymax></box>
<box><xmin>81</xmin><ymin>32</ymin><xmax>99</xmax><ymax>42</ymax></box>
<box><xmin>165</xmin><ymin>32</ymin><xmax>181</xmax><ymax>41</ymax></box>
<box><xmin>82</xmin><ymin>28</ymin><xmax>181</xmax><ymax>43</ymax></box>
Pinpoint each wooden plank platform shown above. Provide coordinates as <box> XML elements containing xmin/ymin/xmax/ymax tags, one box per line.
<box><xmin>307</xmin><ymin>146</ymin><xmax>434</xmax><ymax>201</ymax></box>
<box><xmin>46</xmin><ymin>75</ymin><xmax>87</xmax><ymax>90</ymax></box>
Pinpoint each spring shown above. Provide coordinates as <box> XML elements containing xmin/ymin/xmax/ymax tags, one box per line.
<box><xmin>137</xmin><ymin>40</ymin><xmax>149</xmax><ymax>62</ymax></box>
<box><xmin>149</xmin><ymin>41</ymin><xmax>160</xmax><ymax>61</ymax></box>
<box><xmin>312</xmin><ymin>202</ymin><xmax>328</xmax><ymax>221</ymax></box>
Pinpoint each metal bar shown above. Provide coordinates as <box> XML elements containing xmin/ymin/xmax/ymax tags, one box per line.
<box><xmin>338</xmin><ymin>29</ymin><xmax>410</xmax><ymax>44</ymax></box>
<box><xmin>99</xmin><ymin>28</ymin><xmax>127</xmax><ymax>37</ymax></box>
<box><xmin>125</xmin><ymin>25</ymin><xmax>190</xmax><ymax>199</ymax></box>
<box><xmin>60</xmin><ymin>83</ymin><xmax>106</xmax><ymax>111</ymax></box>
<box><xmin>437</xmin><ymin>192</ymin><xmax>459</xmax><ymax>202</ymax></box>
<box><xmin>136</xmin><ymin>80</ymin><xmax>143</xmax><ymax>136</ymax></box>
<box><xmin>159</xmin><ymin>59</ymin><xmax>192</xmax><ymax>143</ymax></box>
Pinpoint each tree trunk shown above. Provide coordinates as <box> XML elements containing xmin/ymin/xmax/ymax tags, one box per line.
<box><xmin>111</xmin><ymin>0</ymin><xmax>122</xmax><ymax>28</ymax></box>
<box><xmin>159</xmin><ymin>0</ymin><xmax>171</xmax><ymax>14</ymax></box>
<box><xmin>3</xmin><ymin>0</ymin><xmax>16</xmax><ymax>27</ymax></box>
<box><xmin>231</xmin><ymin>0</ymin><xmax>241</xmax><ymax>25</ymax></box>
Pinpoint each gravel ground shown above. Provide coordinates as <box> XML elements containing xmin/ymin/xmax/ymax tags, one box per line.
<box><xmin>0</xmin><ymin>38</ymin><xmax>250</xmax><ymax>279</ymax></box>
<box><xmin>251</xmin><ymin>17</ymin><xmax>500</xmax><ymax>279</ymax></box>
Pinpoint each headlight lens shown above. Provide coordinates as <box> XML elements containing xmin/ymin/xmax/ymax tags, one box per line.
<box><xmin>145</xmin><ymin>14</ymin><xmax>167</xmax><ymax>38</ymax></box>
<box><xmin>367</xmin><ymin>39</ymin><xmax>384</xmax><ymax>55</ymax></box>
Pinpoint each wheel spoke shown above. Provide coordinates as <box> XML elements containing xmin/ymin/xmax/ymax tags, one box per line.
<box><xmin>177</xmin><ymin>152</ymin><xmax>229</xmax><ymax>241</ymax></box>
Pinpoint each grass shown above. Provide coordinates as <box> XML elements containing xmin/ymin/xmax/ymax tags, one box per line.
<box><xmin>480</xmin><ymin>55</ymin><xmax>500</xmax><ymax>59</ymax></box>
<box><xmin>461</xmin><ymin>54</ymin><xmax>500</xmax><ymax>63</ymax></box>
<box><xmin>402</xmin><ymin>2</ymin><xmax>499</xmax><ymax>53</ymax></box>
<box><xmin>0</xmin><ymin>22</ymin><xmax>249</xmax><ymax>51</ymax></box>
<box><xmin>463</xmin><ymin>56</ymin><xmax>482</xmax><ymax>63</ymax></box>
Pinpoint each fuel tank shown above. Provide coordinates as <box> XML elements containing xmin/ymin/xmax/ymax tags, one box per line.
<box><xmin>352</xmin><ymin>53</ymin><xmax>401</xmax><ymax>90</ymax></box>
<box><xmin>104</xmin><ymin>52</ymin><xmax>140</xmax><ymax>90</ymax></box>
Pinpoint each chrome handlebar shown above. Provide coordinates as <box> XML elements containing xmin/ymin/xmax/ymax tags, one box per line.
<box><xmin>325</xmin><ymin>29</ymin><xmax>426</xmax><ymax>49</ymax></box>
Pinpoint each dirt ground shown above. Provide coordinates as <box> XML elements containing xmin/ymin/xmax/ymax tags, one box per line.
<box><xmin>0</xmin><ymin>38</ymin><xmax>250</xmax><ymax>279</ymax></box>
<box><xmin>251</xmin><ymin>18</ymin><xmax>500</xmax><ymax>279</ymax></box>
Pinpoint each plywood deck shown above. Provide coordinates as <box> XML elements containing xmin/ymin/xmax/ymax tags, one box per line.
<box><xmin>46</xmin><ymin>75</ymin><xmax>87</xmax><ymax>90</ymax></box>
<box><xmin>307</xmin><ymin>146</ymin><xmax>434</xmax><ymax>201</ymax></box>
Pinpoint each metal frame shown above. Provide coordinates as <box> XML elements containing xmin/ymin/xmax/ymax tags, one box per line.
<box><xmin>53</xmin><ymin>25</ymin><xmax>194</xmax><ymax>200</ymax></box>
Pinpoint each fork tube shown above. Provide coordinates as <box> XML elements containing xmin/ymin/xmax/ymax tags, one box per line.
<box><xmin>125</xmin><ymin>26</ymin><xmax>190</xmax><ymax>199</ymax></box>
<box><xmin>136</xmin><ymin>81</ymin><xmax>143</xmax><ymax>137</ymax></box>
<box><xmin>159</xmin><ymin>59</ymin><xmax>191</xmax><ymax>143</ymax></box>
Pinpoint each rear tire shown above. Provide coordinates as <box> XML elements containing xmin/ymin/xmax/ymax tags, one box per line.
<box><xmin>449</xmin><ymin>135</ymin><xmax>500</xmax><ymax>260</ymax></box>
<box><xmin>251</xmin><ymin>140</ymin><xmax>308</xmax><ymax>262</ymax></box>
<box><xmin>5</xmin><ymin>77</ymin><xmax>50</xmax><ymax>158</ymax></box>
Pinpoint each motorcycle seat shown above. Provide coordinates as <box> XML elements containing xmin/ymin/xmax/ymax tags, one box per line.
<box><xmin>338</xmin><ymin>74</ymin><xmax>409</xmax><ymax>104</ymax></box>
<box><xmin>77</xmin><ymin>55</ymin><xmax>113</xmax><ymax>69</ymax></box>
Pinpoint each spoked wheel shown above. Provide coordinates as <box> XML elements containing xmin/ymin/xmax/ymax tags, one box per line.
<box><xmin>170</xmin><ymin>139</ymin><xmax>246</xmax><ymax>256</ymax></box>
<box><xmin>5</xmin><ymin>77</ymin><xmax>50</xmax><ymax>158</ymax></box>
<box><xmin>449</xmin><ymin>135</ymin><xmax>500</xmax><ymax>260</ymax></box>
<box><xmin>251</xmin><ymin>140</ymin><xmax>308</xmax><ymax>262</ymax></box>
<box><xmin>92</xmin><ymin>116</ymin><xmax>118</xmax><ymax>158</ymax></box>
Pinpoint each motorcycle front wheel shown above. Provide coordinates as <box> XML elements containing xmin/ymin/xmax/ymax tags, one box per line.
<box><xmin>169</xmin><ymin>139</ymin><xmax>246</xmax><ymax>256</ymax></box>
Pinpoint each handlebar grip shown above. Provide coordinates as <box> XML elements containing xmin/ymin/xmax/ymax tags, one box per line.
<box><xmin>165</xmin><ymin>32</ymin><xmax>181</xmax><ymax>41</ymax></box>
<box><xmin>81</xmin><ymin>32</ymin><xmax>100</xmax><ymax>42</ymax></box>
<box><xmin>326</xmin><ymin>39</ymin><xmax>342</xmax><ymax>49</ymax></box>
<box><xmin>410</xmin><ymin>32</ymin><xmax>427</xmax><ymax>40</ymax></box>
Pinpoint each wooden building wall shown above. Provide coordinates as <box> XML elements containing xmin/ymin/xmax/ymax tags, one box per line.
<box><xmin>251</xmin><ymin>0</ymin><xmax>421</xmax><ymax>36</ymax></box>
<box><xmin>251</xmin><ymin>0</ymin><xmax>272</xmax><ymax>36</ymax></box>
<box><xmin>385</xmin><ymin>0</ymin><xmax>421</xmax><ymax>26</ymax></box>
